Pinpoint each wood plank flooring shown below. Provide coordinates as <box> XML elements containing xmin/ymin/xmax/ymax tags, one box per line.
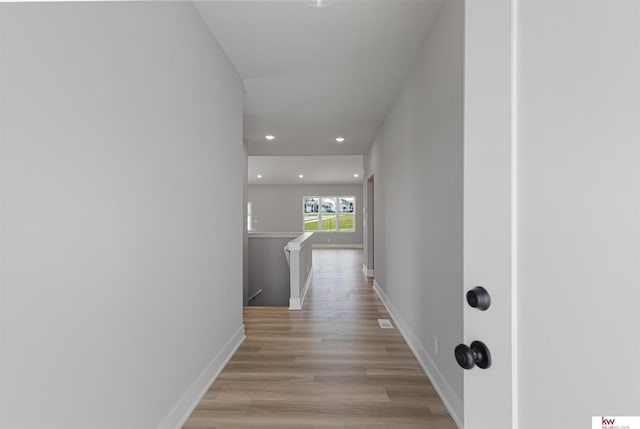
<box><xmin>183</xmin><ymin>249</ymin><xmax>457</xmax><ymax>429</ymax></box>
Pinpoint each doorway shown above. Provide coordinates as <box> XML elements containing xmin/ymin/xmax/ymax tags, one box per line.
<box><xmin>365</xmin><ymin>175</ymin><xmax>375</xmax><ymax>277</ymax></box>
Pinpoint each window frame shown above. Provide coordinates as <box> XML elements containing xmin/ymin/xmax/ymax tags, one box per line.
<box><xmin>302</xmin><ymin>195</ymin><xmax>355</xmax><ymax>233</ymax></box>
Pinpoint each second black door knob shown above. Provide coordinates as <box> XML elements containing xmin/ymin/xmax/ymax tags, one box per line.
<box><xmin>455</xmin><ymin>341</ymin><xmax>492</xmax><ymax>370</ymax></box>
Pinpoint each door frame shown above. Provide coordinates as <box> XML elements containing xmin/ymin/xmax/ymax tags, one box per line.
<box><xmin>463</xmin><ymin>0</ymin><xmax>518</xmax><ymax>427</ymax></box>
<box><xmin>364</xmin><ymin>175</ymin><xmax>375</xmax><ymax>277</ymax></box>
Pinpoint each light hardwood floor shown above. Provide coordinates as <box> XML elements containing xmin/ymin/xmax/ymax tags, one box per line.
<box><xmin>183</xmin><ymin>249</ymin><xmax>457</xmax><ymax>429</ymax></box>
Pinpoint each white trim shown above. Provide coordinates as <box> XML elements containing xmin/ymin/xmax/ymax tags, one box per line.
<box><xmin>306</xmin><ymin>230</ymin><xmax>357</xmax><ymax>234</ymax></box>
<box><xmin>362</xmin><ymin>264</ymin><xmax>374</xmax><ymax>277</ymax></box>
<box><xmin>373</xmin><ymin>281</ymin><xmax>463</xmax><ymax>429</ymax></box>
<box><xmin>156</xmin><ymin>325</ymin><xmax>246</xmax><ymax>429</ymax></box>
<box><xmin>289</xmin><ymin>299</ymin><xmax>301</xmax><ymax>310</ymax></box>
<box><xmin>248</xmin><ymin>232</ymin><xmax>300</xmax><ymax>239</ymax></box>
<box><xmin>510</xmin><ymin>2</ymin><xmax>520</xmax><ymax>427</ymax></box>
<box><xmin>286</xmin><ymin>232</ymin><xmax>314</xmax><ymax>251</ymax></box>
<box><xmin>302</xmin><ymin>195</ymin><xmax>356</xmax><ymax>232</ymax></box>
<box><xmin>289</xmin><ymin>267</ymin><xmax>313</xmax><ymax>310</ymax></box>
<box><xmin>312</xmin><ymin>243</ymin><xmax>363</xmax><ymax>249</ymax></box>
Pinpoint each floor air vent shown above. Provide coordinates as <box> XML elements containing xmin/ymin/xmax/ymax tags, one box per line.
<box><xmin>377</xmin><ymin>318</ymin><xmax>393</xmax><ymax>329</ymax></box>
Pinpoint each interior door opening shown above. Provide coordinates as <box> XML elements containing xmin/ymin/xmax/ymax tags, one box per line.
<box><xmin>366</xmin><ymin>175</ymin><xmax>375</xmax><ymax>277</ymax></box>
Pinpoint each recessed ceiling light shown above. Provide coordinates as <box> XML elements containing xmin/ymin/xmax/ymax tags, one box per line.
<box><xmin>298</xmin><ymin>174</ymin><xmax>304</xmax><ymax>179</ymax></box>
<box><xmin>257</xmin><ymin>174</ymin><xmax>263</xmax><ymax>179</ymax></box>
<box><xmin>306</xmin><ymin>0</ymin><xmax>336</xmax><ymax>8</ymax></box>
<box><xmin>336</xmin><ymin>137</ymin><xmax>345</xmax><ymax>143</ymax></box>
<box><xmin>354</xmin><ymin>174</ymin><xmax>359</xmax><ymax>178</ymax></box>
<box><xmin>265</xmin><ymin>135</ymin><xmax>275</xmax><ymax>141</ymax></box>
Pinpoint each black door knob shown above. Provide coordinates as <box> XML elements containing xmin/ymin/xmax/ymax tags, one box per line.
<box><xmin>455</xmin><ymin>341</ymin><xmax>492</xmax><ymax>370</ymax></box>
<box><xmin>466</xmin><ymin>286</ymin><xmax>491</xmax><ymax>310</ymax></box>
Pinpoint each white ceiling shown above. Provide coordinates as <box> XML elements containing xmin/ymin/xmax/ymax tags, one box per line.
<box><xmin>197</xmin><ymin>0</ymin><xmax>440</xmax><ymax>184</ymax></box>
<box><xmin>248</xmin><ymin>155</ymin><xmax>363</xmax><ymax>185</ymax></box>
<box><xmin>195</xmin><ymin>0</ymin><xmax>442</xmax><ymax>158</ymax></box>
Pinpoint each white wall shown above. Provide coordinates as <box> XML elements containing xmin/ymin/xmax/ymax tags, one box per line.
<box><xmin>363</xmin><ymin>0</ymin><xmax>464</xmax><ymax>422</ymax></box>
<box><xmin>248</xmin><ymin>184</ymin><xmax>363</xmax><ymax>246</ymax></box>
<box><xmin>0</xmin><ymin>3</ymin><xmax>244</xmax><ymax>428</ymax></box>
<box><xmin>517</xmin><ymin>1</ymin><xmax>640</xmax><ymax>426</ymax></box>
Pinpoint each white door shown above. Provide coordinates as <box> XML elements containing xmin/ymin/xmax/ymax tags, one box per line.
<box><xmin>463</xmin><ymin>0</ymin><xmax>517</xmax><ymax>428</ymax></box>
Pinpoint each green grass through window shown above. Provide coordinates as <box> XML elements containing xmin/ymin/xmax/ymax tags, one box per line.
<box><xmin>303</xmin><ymin>213</ymin><xmax>353</xmax><ymax>231</ymax></box>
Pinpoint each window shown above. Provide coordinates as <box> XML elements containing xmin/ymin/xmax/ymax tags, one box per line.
<box><xmin>303</xmin><ymin>196</ymin><xmax>355</xmax><ymax>232</ymax></box>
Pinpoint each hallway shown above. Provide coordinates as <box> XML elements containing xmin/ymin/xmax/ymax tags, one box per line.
<box><xmin>183</xmin><ymin>249</ymin><xmax>457</xmax><ymax>429</ymax></box>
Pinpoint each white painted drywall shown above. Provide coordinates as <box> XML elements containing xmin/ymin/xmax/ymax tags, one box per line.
<box><xmin>517</xmin><ymin>1</ymin><xmax>640</xmax><ymax>426</ymax></box>
<box><xmin>0</xmin><ymin>3</ymin><xmax>243</xmax><ymax>428</ymax></box>
<box><xmin>363</xmin><ymin>0</ymin><xmax>464</xmax><ymax>421</ymax></box>
<box><xmin>248</xmin><ymin>184</ymin><xmax>363</xmax><ymax>246</ymax></box>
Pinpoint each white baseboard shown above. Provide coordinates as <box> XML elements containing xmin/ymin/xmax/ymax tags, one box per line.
<box><xmin>373</xmin><ymin>281</ymin><xmax>463</xmax><ymax>428</ymax></box>
<box><xmin>289</xmin><ymin>298</ymin><xmax>301</xmax><ymax>310</ymax></box>
<box><xmin>312</xmin><ymin>243</ymin><xmax>363</xmax><ymax>249</ymax></box>
<box><xmin>362</xmin><ymin>264</ymin><xmax>375</xmax><ymax>277</ymax></box>
<box><xmin>289</xmin><ymin>267</ymin><xmax>313</xmax><ymax>310</ymax></box>
<box><xmin>157</xmin><ymin>325</ymin><xmax>246</xmax><ymax>429</ymax></box>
